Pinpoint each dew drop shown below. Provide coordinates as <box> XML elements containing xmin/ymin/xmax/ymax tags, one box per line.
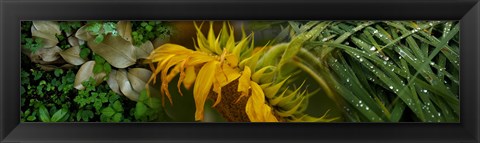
<box><xmin>370</xmin><ymin>46</ymin><xmax>376</xmax><ymax>51</ymax></box>
<box><xmin>389</xmin><ymin>86</ymin><xmax>393</xmax><ymax>89</ymax></box>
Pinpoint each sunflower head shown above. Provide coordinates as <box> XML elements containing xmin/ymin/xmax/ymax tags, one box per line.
<box><xmin>146</xmin><ymin>21</ymin><xmax>338</xmax><ymax>122</ymax></box>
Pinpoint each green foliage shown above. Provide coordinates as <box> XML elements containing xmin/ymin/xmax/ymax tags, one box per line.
<box><xmin>290</xmin><ymin>21</ymin><xmax>460</xmax><ymax>122</ymax></box>
<box><xmin>38</xmin><ymin>105</ymin><xmax>69</xmax><ymax>122</ymax></box>
<box><xmin>79</xmin><ymin>44</ymin><xmax>91</xmax><ymax>59</ymax></box>
<box><xmin>20</xmin><ymin>21</ymin><xmax>43</xmax><ymax>52</ymax></box>
<box><xmin>56</xmin><ymin>34</ymin><xmax>71</xmax><ymax>50</ymax></box>
<box><xmin>100</xmin><ymin>100</ymin><xmax>127</xmax><ymax>122</ymax></box>
<box><xmin>22</xmin><ymin>54</ymin><xmax>141</xmax><ymax>123</ymax></box>
<box><xmin>76</xmin><ymin>110</ymin><xmax>94</xmax><ymax>122</ymax></box>
<box><xmin>92</xmin><ymin>54</ymin><xmax>112</xmax><ymax>75</ymax></box>
<box><xmin>58</xmin><ymin>21</ymin><xmax>83</xmax><ymax>50</ymax></box>
<box><xmin>21</xmin><ymin>68</ymin><xmax>76</xmax><ymax>122</ymax></box>
<box><xmin>86</xmin><ymin>22</ymin><xmax>118</xmax><ymax>43</ymax></box>
<box><xmin>133</xmin><ymin>90</ymin><xmax>169</xmax><ymax>122</ymax></box>
<box><xmin>21</xmin><ymin>21</ymin><xmax>173</xmax><ymax>123</ymax></box>
<box><xmin>59</xmin><ymin>21</ymin><xmax>82</xmax><ymax>34</ymax></box>
<box><xmin>23</xmin><ymin>38</ymin><xmax>43</xmax><ymax>52</ymax></box>
<box><xmin>73</xmin><ymin>77</ymin><xmax>132</xmax><ymax>122</ymax></box>
<box><xmin>131</xmin><ymin>21</ymin><xmax>172</xmax><ymax>46</ymax></box>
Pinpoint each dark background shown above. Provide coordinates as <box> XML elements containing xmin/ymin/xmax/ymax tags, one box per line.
<box><xmin>1</xmin><ymin>0</ymin><xmax>479</xmax><ymax>143</ymax></box>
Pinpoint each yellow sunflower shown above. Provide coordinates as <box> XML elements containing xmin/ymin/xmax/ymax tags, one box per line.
<box><xmin>146</xmin><ymin>21</ymin><xmax>337</xmax><ymax>122</ymax></box>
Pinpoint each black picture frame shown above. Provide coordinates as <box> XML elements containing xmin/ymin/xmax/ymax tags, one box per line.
<box><xmin>1</xmin><ymin>0</ymin><xmax>479</xmax><ymax>143</ymax></box>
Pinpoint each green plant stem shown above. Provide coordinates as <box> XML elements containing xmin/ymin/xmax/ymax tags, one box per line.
<box><xmin>291</xmin><ymin>58</ymin><xmax>338</xmax><ymax>107</ymax></box>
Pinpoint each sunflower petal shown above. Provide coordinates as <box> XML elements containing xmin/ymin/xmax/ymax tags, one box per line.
<box><xmin>263</xmin><ymin>76</ymin><xmax>290</xmax><ymax>99</ymax></box>
<box><xmin>151</xmin><ymin>43</ymin><xmax>192</xmax><ymax>55</ymax></box>
<box><xmin>186</xmin><ymin>52</ymin><xmax>215</xmax><ymax>66</ymax></box>
<box><xmin>275</xmin><ymin>96</ymin><xmax>305</xmax><ymax>117</ymax></box>
<box><xmin>183</xmin><ymin>66</ymin><xmax>196</xmax><ymax>89</ymax></box>
<box><xmin>194</xmin><ymin>22</ymin><xmax>213</xmax><ymax>54</ymax></box>
<box><xmin>269</xmin><ymin>88</ymin><xmax>289</xmax><ymax>106</ymax></box>
<box><xmin>232</xmin><ymin>35</ymin><xmax>251</xmax><ymax>61</ymax></box>
<box><xmin>215</xmin><ymin>64</ymin><xmax>228</xmax><ymax>85</ymax></box>
<box><xmin>160</xmin><ymin>56</ymin><xmax>186</xmax><ymax>101</ymax></box>
<box><xmin>225</xmin><ymin>54</ymin><xmax>239</xmax><ymax>67</ymax></box>
<box><xmin>212</xmin><ymin>77</ymin><xmax>222</xmax><ymax>107</ymax></box>
<box><xmin>246</xmin><ymin>81</ymin><xmax>278</xmax><ymax>122</ymax></box>
<box><xmin>251</xmin><ymin>66</ymin><xmax>275</xmax><ymax>83</ymax></box>
<box><xmin>193</xmin><ymin>61</ymin><xmax>218</xmax><ymax>121</ymax></box>
<box><xmin>225</xmin><ymin>26</ymin><xmax>236</xmax><ymax>53</ymax></box>
<box><xmin>238</xmin><ymin>66</ymin><xmax>252</xmax><ymax>97</ymax></box>
<box><xmin>289</xmin><ymin>113</ymin><xmax>340</xmax><ymax>122</ymax></box>
<box><xmin>240</xmin><ymin>46</ymin><xmax>265</xmax><ymax>70</ymax></box>
<box><xmin>208</xmin><ymin>22</ymin><xmax>222</xmax><ymax>54</ymax></box>
<box><xmin>222</xmin><ymin>65</ymin><xmax>241</xmax><ymax>85</ymax></box>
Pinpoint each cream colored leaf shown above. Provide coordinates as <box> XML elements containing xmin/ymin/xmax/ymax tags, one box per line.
<box><xmin>117</xmin><ymin>21</ymin><xmax>132</xmax><ymax>42</ymax></box>
<box><xmin>68</xmin><ymin>36</ymin><xmax>80</xmax><ymax>47</ymax></box>
<box><xmin>36</xmin><ymin>46</ymin><xmax>62</xmax><ymax>62</ymax></box>
<box><xmin>74</xmin><ymin>61</ymin><xmax>107</xmax><ymax>90</ymax></box>
<box><xmin>107</xmin><ymin>70</ymin><xmax>121</xmax><ymax>95</ymax></box>
<box><xmin>31</xmin><ymin>26</ymin><xmax>58</xmax><ymax>48</ymax></box>
<box><xmin>127</xmin><ymin>68</ymin><xmax>152</xmax><ymax>93</ymax></box>
<box><xmin>59</xmin><ymin>46</ymin><xmax>86</xmax><ymax>65</ymax></box>
<box><xmin>75</xmin><ymin>24</ymin><xmax>94</xmax><ymax>41</ymax></box>
<box><xmin>116</xmin><ymin>69</ymin><xmax>139</xmax><ymax>101</ymax></box>
<box><xmin>32</xmin><ymin>21</ymin><xmax>61</xmax><ymax>48</ymax></box>
<box><xmin>37</xmin><ymin>64</ymin><xmax>75</xmax><ymax>71</ymax></box>
<box><xmin>135</xmin><ymin>41</ymin><xmax>154</xmax><ymax>59</ymax></box>
<box><xmin>37</xmin><ymin>64</ymin><xmax>59</xmax><ymax>71</ymax></box>
<box><xmin>32</xmin><ymin>21</ymin><xmax>61</xmax><ymax>35</ymax></box>
<box><xmin>87</xmin><ymin>34</ymin><xmax>137</xmax><ymax>68</ymax></box>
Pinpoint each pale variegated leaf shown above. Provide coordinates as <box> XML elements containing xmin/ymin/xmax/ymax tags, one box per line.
<box><xmin>107</xmin><ymin>70</ymin><xmax>121</xmax><ymax>95</ymax></box>
<box><xmin>116</xmin><ymin>69</ymin><xmax>139</xmax><ymax>101</ymax></box>
<box><xmin>117</xmin><ymin>21</ymin><xmax>132</xmax><ymax>42</ymax></box>
<box><xmin>127</xmin><ymin>68</ymin><xmax>152</xmax><ymax>93</ymax></box>
<box><xmin>59</xmin><ymin>45</ymin><xmax>86</xmax><ymax>65</ymax></box>
<box><xmin>135</xmin><ymin>41</ymin><xmax>154</xmax><ymax>59</ymax></box>
<box><xmin>32</xmin><ymin>21</ymin><xmax>61</xmax><ymax>48</ymax></box>
<box><xmin>68</xmin><ymin>36</ymin><xmax>80</xmax><ymax>47</ymax></box>
<box><xmin>87</xmin><ymin>34</ymin><xmax>137</xmax><ymax>68</ymax></box>
<box><xmin>36</xmin><ymin>46</ymin><xmax>63</xmax><ymax>62</ymax></box>
<box><xmin>75</xmin><ymin>24</ymin><xmax>95</xmax><ymax>41</ymax></box>
<box><xmin>74</xmin><ymin>61</ymin><xmax>107</xmax><ymax>90</ymax></box>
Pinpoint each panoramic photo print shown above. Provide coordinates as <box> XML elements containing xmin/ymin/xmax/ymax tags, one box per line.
<box><xmin>20</xmin><ymin>21</ymin><xmax>460</xmax><ymax>122</ymax></box>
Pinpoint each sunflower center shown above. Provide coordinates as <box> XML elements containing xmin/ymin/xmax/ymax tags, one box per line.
<box><xmin>207</xmin><ymin>80</ymin><xmax>250</xmax><ymax>122</ymax></box>
<box><xmin>207</xmin><ymin>79</ymin><xmax>284</xmax><ymax>122</ymax></box>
